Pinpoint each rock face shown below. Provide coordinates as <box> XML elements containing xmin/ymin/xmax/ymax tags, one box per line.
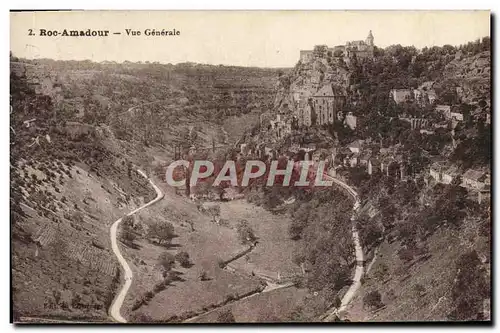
<box><xmin>276</xmin><ymin>56</ymin><xmax>351</xmax><ymax>111</ymax></box>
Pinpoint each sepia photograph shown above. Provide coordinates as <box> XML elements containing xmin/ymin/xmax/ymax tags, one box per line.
<box><xmin>9</xmin><ymin>10</ymin><xmax>491</xmax><ymax>324</ymax></box>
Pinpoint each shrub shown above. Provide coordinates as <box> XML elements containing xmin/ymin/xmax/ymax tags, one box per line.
<box><xmin>448</xmin><ymin>250</ymin><xmax>489</xmax><ymax>320</ymax></box>
<box><xmin>413</xmin><ymin>283</ymin><xmax>426</xmax><ymax>296</ymax></box>
<box><xmin>333</xmin><ymin>296</ymin><xmax>342</xmax><ymax>308</ymax></box>
<box><xmin>148</xmin><ymin>221</ymin><xmax>175</xmax><ymax>245</ymax></box>
<box><xmin>217</xmin><ymin>309</ymin><xmax>235</xmax><ymax>323</ymax></box>
<box><xmin>144</xmin><ymin>291</ymin><xmax>154</xmax><ymax>301</ymax></box>
<box><xmin>121</xmin><ymin>228</ymin><xmax>136</xmax><ymax>244</ymax></box>
<box><xmin>131</xmin><ymin>299</ymin><xmax>144</xmax><ymax>311</ymax></box>
<box><xmin>158</xmin><ymin>252</ymin><xmax>176</xmax><ymax>272</ymax></box>
<box><xmin>199</xmin><ymin>270</ymin><xmax>210</xmax><ymax>281</ymax></box>
<box><xmin>153</xmin><ymin>282</ymin><xmax>167</xmax><ymax>293</ymax></box>
<box><xmin>236</xmin><ymin>219</ymin><xmax>257</xmax><ymax>245</ymax></box>
<box><xmin>175</xmin><ymin>251</ymin><xmax>192</xmax><ymax>268</ymax></box>
<box><xmin>363</xmin><ymin>290</ymin><xmax>384</xmax><ymax>309</ymax></box>
<box><xmin>217</xmin><ymin>258</ymin><xmax>226</xmax><ymax>268</ymax></box>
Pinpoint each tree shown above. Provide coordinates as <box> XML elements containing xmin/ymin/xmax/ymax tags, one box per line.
<box><xmin>199</xmin><ymin>270</ymin><xmax>210</xmax><ymax>281</ymax></box>
<box><xmin>313</xmin><ymin>45</ymin><xmax>328</xmax><ymax>59</ymax></box>
<box><xmin>122</xmin><ymin>228</ymin><xmax>136</xmax><ymax>244</ymax></box>
<box><xmin>148</xmin><ymin>221</ymin><xmax>175</xmax><ymax>245</ymax></box>
<box><xmin>289</xmin><ymin>203</ymin><xmax>311</xmax><ymax>240</ymax></box>
<box><xmin>236</xmin><ymin>219</ymin><xmax>257</xmax><ymax>245</ymax></box>
<box><xmin>175</xmin><ymin>251</ymin><xmax>192</xmax><ymax>268</ymax></box>
<box><xmin>158</xmin><ymin>252</ymin><xmax>176</xmax><ymax>272</ymax></box>
<box><xmin>217</xmin><ymin>309</ymin><xmax>235</xmax><ymax>323</ymax></box>
<box><xmin>120</xmin><ymin>215</ymin><xmax>138</xmax><ymax>244</ymax></box>
<box><xmin>449</xmin><ymin>250</ymin><xmax>489</xmax><ymax>320</ymax></box>
<box><xmin>333</xmin><ymin>296</ymin><xmax>342</xmax><ymax>309</ymax></box>
<box><xmin>122</xmin><ymin>215</ymin><xmax>134</xmax><ymax>228</ymax></box>
<box><xmin>364</xmin><ymin>290</ymin><xmax>384</xmax><ymax>309</ymax></box>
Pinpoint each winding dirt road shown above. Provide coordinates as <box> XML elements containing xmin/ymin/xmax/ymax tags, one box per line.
<box><xmin>322</xmin><ymin>175</ymin><xmax>364</xmax><ymax>322</ymax></box>
<box><xmin>109</xmin><ymin>169</ymin><xmax>164</xmax><ymax>323</ymax></box>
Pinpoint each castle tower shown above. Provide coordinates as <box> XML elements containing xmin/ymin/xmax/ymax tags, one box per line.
<box><xmin>366</xmin><ymin>30</ymin><xmax>374</xmax><ymax>46</ymax></box>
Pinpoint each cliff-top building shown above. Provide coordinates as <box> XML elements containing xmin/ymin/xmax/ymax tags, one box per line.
<box><xmin>300</xmin><ymin>30</ymin><xmax>375</xmax><ymax>63</ymax></box>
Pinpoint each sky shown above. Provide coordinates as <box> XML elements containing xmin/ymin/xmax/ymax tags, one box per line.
<box><xmin>10</xmin><ymin>10</ymin><xmax>490</xmax><ymax>68</ymax></box>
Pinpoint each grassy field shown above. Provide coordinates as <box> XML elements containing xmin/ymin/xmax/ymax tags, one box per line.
<box><xmin>219</xmin><ymin>200</ymin><xmax>302</xmax><ymax>278</ymax></box>
<box><xmin>189</xmin><ymin>285</ymin><xmax>339</xmax><ymax>323</ymax></box>
<box><xmin>118</xmin><ymin>182</ymin><xmax>265</xmax><ymax>322</ymax></box>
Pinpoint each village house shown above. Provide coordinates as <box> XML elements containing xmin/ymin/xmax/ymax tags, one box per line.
<box><xmin>240</xmin><ymin>143</ymin><xmax>248</xmax><ymax>154</ymax></box>
<box><xmin>478</xmin><ymin>174</ymin><xmax>491</xmax><ymax>204</ymax></box>
<box><xmin>344</xmin><ymin>153</ymin><xmax>359</xmax><ymax>168</ymax></box>
<box><xmin>379</xmin><ymin>154</ymin><xmax>405</xmax><ymax>178</ymax></box>
<box><xmin>413</xmin><ymin>81</ymin><xmax>437</xmax><ymax>107</ymax></box>
<box><xmin>389</xmin><ymin>89</ymin><xmax>412</xmax><ymax>104</ymax></box>
<box><xmin>429</xmin><ymin>162</ymin><xmax>442</xmax><ymax>182</ymax></box>
<box><xmin>344</xmin><ymin>112</ymin><xmax>357</xmax><ymax>130</ymax></box>
<box><xmin>358</xmin><ymin>151</ymin><xmax>372</xmax><ymax>167</ymax></box>
<box><xmin>433</xmin><ymin>121</ymin><xmax>449</xmax><ymax>129</ymax></box>
<box><xmin>484</xmin><ymin>173</ymin><xmax>491</xmax><ymax>188</ymax></box>
<box><xmin>462</xmin><ymin>169</ymin><xmax>488</xmax><ymax>190</ymax></box>
<box><xmin>269</xmin><ymin>114</ymin><xmax>292</xmax><ymax>139</ymax></box>
<box><xmin>478</xmin><ymin>189</ymin><xmax>491</xmax><ymax>205</ymax></box>
<box><xmin>379</xmin><ymin>156</ymin><xmax>393</xmax><ymax>176</ymax></box>
<box><xmin>450</xmin><ymin>110</ymin><xmax>464</xmax><ymax>121</ymax></box>
<box><xmin>413</xmin><ymin>89</ymin><xmax>423</xmax><ymax>103</ymax></box>
<box><xmin>348</xmin><ymin>139</ymin><xmax>364</xmax><ymax>154</ymax></box>
<box><xmin>299</xmin><ymin>144</ymin><xmax>317</xmax><ymax>161</ymax></box>
<box><xmin>427</xmin><ymin>91</ymin><xmax>437</xmax><ymax>104</ymax></box>
<box><xmin>441</xmin><ymin>166</ymin><xmax>460</xmax><ymax>184</ymax></box>
<box><xmin>435</xmin><ymin>105</ymin><xmax>452</xmax><ymax>119</ymax></box>
<box><xmin>367</xmin><ymin>158</ymin><xmax>381</xmax><ymax>175</ymax></box>
<box><xmin>399</xmin><ymin>117</ymin><xmax>430</xmax><ymax>130</ymax></box>
<box><xmin>327</xmin><ymin>166</ymin><xmax>337</xmax><ymax>177</ymax></box>
<box><xmin>420</xmin><ymin>129</ymin><xmax>435</xmax><ymax>135</ymax></box>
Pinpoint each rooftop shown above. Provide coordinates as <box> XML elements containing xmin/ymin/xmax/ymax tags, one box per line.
<box><xmin>463</xmin><ymin>169</ymin><xmax>486</xmax><ymax>181</ymax></box>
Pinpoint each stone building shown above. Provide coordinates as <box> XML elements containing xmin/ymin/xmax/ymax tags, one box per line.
<box><xmin>450</xmin><ymin>110</ymin><xmax>464</xmax><ymax>121</ymax></box>
<box><xmin>311</xmin><ymin>84</ymin><xmax>347</xmax><ymax>126</ymax></box>
<box><xmin>348</xmin><ymin>139</ymin><xmax>364</xmax><ymax>154</ymax></box>
<box><xmin>299</xmin><ymin>30</ymin><xmax>375</xmax><ymax>63</ymax></box>
<box><xmin>413</xmin><ymin>81</ymin><xmax>437</xmax><ymax>106</ymax></box>
<box><xmin>462</xmin><ymin>169</ymin><xmax>488</xmax><ymax>190</ymax></box>
<box><xmin>441</xmin><ymin>166</ymin><xmax>460</xmax><ymax>184</ymax></box>
<box><xmin>299</xmin><ymin>50</ymin><xmax>314</xmax><ymax>63</ymax></box>
<box><xmin>367</xmin><ymin>158</ymin><xmax>381</xmax><ymax>175</ymax></box>
<box><xmin>389</xmin><ymin>89</ymin><xmax>413</xmax><ymax>104</ymax></box>
<box><xmin>344</xmin><ymin>30</ymin><xmax>375</xmax><ymax>59</ymax></box>
<box><xmin>269</xmin><ymin>114</ymin><xmax>293</xmax><ymax>139</ymax></box>
<box><xmin>435</xmin><ymin>105</ymin><xmax>452</xmax><ymax>119</ymax></box>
